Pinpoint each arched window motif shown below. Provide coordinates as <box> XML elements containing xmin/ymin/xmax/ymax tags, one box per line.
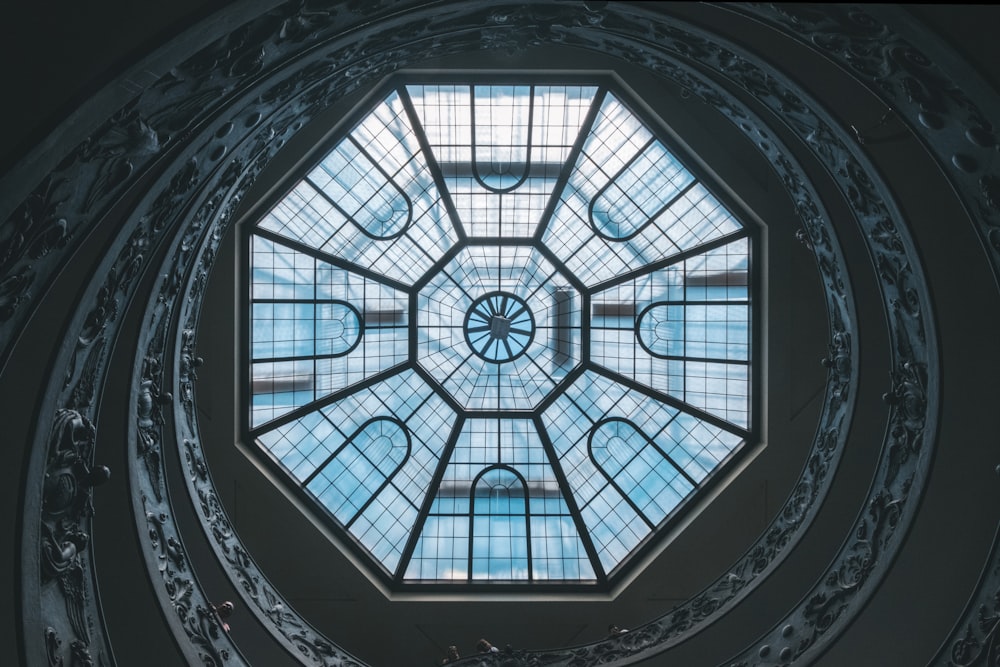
<box><xmin>471</xmin><ymin>466</ymin><xmax>530</xmax><ymax>580</ymax></box>
<box><xmin>248</xmin><ymin>236</ymin><xmax>408</xmax><ymax>428</ymax></box>
<box><xmin>637</xmin><ymin>300</ymin><xmax>749</xmax><ymax>363</ymax></box>
<box><xmin>305</xmin><ymin>417</ymin><xmax>410</xmax><ymax>527</ymax></box>
<box><xmin>591</xmin><ymin>240</ymin><xmax>751</xmax><ymax>428</ymax></box>
<box><xmin>588</xmin><ymin>418</ymin><xmax>694</xmax><ymax>527</ymax></box>
<box><xmin>310</xmin><ymin>138</ymin><xmax>413</xmax><ymax>240</ymax></box>
<box><xmin>636</xmin><ymin>302</ymin><xmax>683</xmax><ymax>358</ymax></box>
<box><xmin>316</xmin><ymin>301</ymin><xmax>363</xmax><ymax>356</ymax></box>
<box><xmin>408</xmin><ymin>83</ymin><xmax>597</xmax><ymax>237</ymax></box>
<box><xmin>590</xmin><ymin>141</ymin><xmax>695</xmax><ymax>241</ymax></box>
<box><xmin>472</xmin><ymin>85</ymin><xmax>533</xmax><ymax>193</ymax></box>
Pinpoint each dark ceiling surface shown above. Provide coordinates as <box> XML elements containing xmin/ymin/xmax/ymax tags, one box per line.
<box><xmin>3</xmin><ymin>3</ymin><xmax>1000</xmax><ymax>667</ymax></box>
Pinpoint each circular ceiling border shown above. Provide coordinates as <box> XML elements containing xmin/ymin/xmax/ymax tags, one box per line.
<box><xmin>15</xmin><ymin>3</ymin><xmax>954</xmax><ymax>666</ymax></box>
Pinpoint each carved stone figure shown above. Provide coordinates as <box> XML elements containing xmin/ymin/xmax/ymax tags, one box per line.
<box><xmin>41</xmin><ymin>408</ymin><xmax>110</xmax><ymax>654</ymax></box>
<box><xmin>43</xmin><ymin>409</ymin><xmax>109</xmax><ymax>519</ymax></box>
<box><xmin>137</xmin><ymin>357</ymin><xmax>169</xmax><ymax>501</ymax></box>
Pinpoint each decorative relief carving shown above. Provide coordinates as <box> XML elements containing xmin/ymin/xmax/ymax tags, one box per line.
<box><xmin>0</xmin><ymin>264</ymin><xmax>33</xmax><ymax>321</ymax></box>
<box><xmin>16</xmin><ymin>2</ymin><xmax>958</xmax><ymax>666</ymax></box>
<box><xmin>40</xmin><ymin>409</ymin><xmax>110</xmax><ymax>666</ymax></box>
<box><xmin>77</xmin><ymin>104</ymin><xmax>163</xmax><ymax>215</ymax></box>
<box><xmin>158</xmin><ymin>4</ymin><xmax>865</xmax><ymax>665</ymax></box>
<box><xmin>622</xmin><ymin>10</ymin><xmax>933</xmax><ymax>663</ymax></box>
<box><xmin>138</xmin><ymin>356</ymin><xmax>171</xmax><ymax>503</ymax></box>
<box><xmin>164</xmin><ymin>137</ymin><xmax>368</xmax><ymax>665</ymax></box>
<box><xmin>943</xmin><ymin>542</ymin><xmax>1000</xmax><ymax>666</ymax></box>
<box><xmin>1</xmin><ymin>175</ymin><xmax>69</xmax><ymax>268</ymax></box>
<box><xmin>0</xmin><ymin>0</ymin><xmax>375</xmax><ymax>359</ymax></box>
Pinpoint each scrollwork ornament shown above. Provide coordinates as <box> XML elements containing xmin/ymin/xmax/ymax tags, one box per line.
<box><xmin>157</xmin><ymin>3</ymin><xmax>860</xmax><ymax>665</ymax></box>
<box><xmin>16</xmin><ymin>2</ymin><xmax>960</xmax><ymax>665</ymax></box>
<box><xmin>44</xmin><ymin>626</ymin><xmax>63</xmax><ymax>667</ymax></box>
<box><xmin>137</xmin><ymin>357</ymin><xmax>169</xmax><ymax>503</ymax></box>
<box><xmin>39</xmin><ymin>409</ymin><xmax>110</xmax><ymax>665</ymax></box>
<box><xmin>577</xmin><ymin>4</ymin><xmax>932</xmax><ymax>664</ymax></box>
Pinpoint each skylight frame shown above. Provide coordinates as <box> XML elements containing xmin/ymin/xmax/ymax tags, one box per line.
<box><xmin>240</xmin><ymin>72</ymin><xmax>760</xmax><ymax>592</ymax></box>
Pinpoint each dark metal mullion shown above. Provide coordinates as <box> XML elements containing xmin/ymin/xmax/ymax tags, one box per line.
<box><xmin>344</xmin><ymin>385</ymin><xmax>437</xmax><ymax>526</ymax></box>
<box><xmin>255</xmin><ymin>298</ymin><xmax>371</xmax><ymax>304</ymax></box>
<box><xmin>431</xmin><ymin>328</ymin><xmax>486</xmax><ymax>387</ymax></box>
<box><xmin>535</xmin><ymin>362</ymin><xmax>588</xmax><ymax>415</ymax></box>
<box><xmin>602</xmin><ymin>416</ymin><xmax>700</xmax><ymax>492</ymax></box>
<box><xmin>467</xmin><ymin>501</ymin><xmax>474</xmax><ymax>584</ymax></box>
<box><xmin>247</xmin><ymin>365</ymin><xmax>408</xmax><ymax>439</ymax></box>
<box><xmin>345</xmin><ymin>134</ymin><xmax>414</xmax><ymax>214</ymax></box>
<box><xmin>252</xmin><ymin>227</ymin><xmax>411</xmax><ymax>292</ymax></box>
<box><xmin>522</xmin><ymin>347</ymin><xmax>563</xmax><ymax>392</ymax></box>
<box><xmin>472</xmin><ymin>84</ymin><xmax>533</xmax><ymax>194</ymax></box>
<box><xmin>394</xmin><ymin>415</ymin><xmax>465</xmax><ymax>583</ymax></box>
<box><xmin>454</xmin><ymin>237</ymin><xmax>536</xmax><ymax>247</ymax></box>
<box><xmin>345</xmin><ymin>134</ymin><xmax>440</xmax><ymax>274</ymax></box>
<box><xmin>448</xmin><ymin>410</ymin><xmax>540</xmax><ymax>420</ymax></box>
<box><xmin>397</xmin><ymin>85</ymin><xmax>468</xmax><ymax>244</ymax></box>
<box><xmin>303</xmin><ymin>174</ymin><xmax>365</xmax><ymax>239</ymax></box>
<box><xmin>590</xmin><ymin>365</ymin><xmax>750</xmax><ymax>439</ymax></box>
<box><xmin>645</xmin><ymin>424</ymin><xmax>702</xmax><ymax>491</ymax></box>
<box><xmin>471</xmin><ymin>83</ymin><xmax>535</xmax><ymax>194</ymax></box>
<box><xmin>591</xmin><ymin>175</ymin><xmax>699</xmax><ymax>244</ymax></box>
<box><xmin>532</xmin><ymin>87</ymin><xmax>609</xmax><ymax>242</ymax></box>
<box><xmin>533</xmin><ymin>417</ymin><xmax>607</xmax><ymax>584</ymax></box>
<box><xmin>252</xmin><ymin>351</ymin><xmax>359</xmax><ymax>365</ymax></box>
<box><xmin>339</xmin><ymin>135</ymin><xmax>416</xmax><ymax>244</ymax></box>
<box><xmin>524</xmin><ymin>472</ymin><xmax>533</xmax><ymax>582</ymax></box>
<box><xmin>534</xmin><ymin>243</ymin><xmax>589</xmax><ymax>296</ymax></box>
<box><xmin>597</xmin><ymin>470</ymin><xmax>656</xmax><ymax>531</ymax></box>
<box><xmin>643</xmin><ymin>354</ymin><xmax>749</xmax><ymax>366</ymax></box>
<box><xmin>641</xmin><ymin>179</ymin><xmax>700</xmax><ymax>234</ymax></box>
<box><xmin>306</xmin><ymin>140</ymin><xmax>414</xmax><ymax>245</ymax></box>
<box><xmin>523</xmin><ymin>265</ymin><xmax>564</xmax><ymax>305</ymax></box>
<box><xmin>681</xmin><ymin>262</ymin><xmax>688</xmax><ymax>372</ymax></box>
<box><xmin>301</xmin><ymin>424</ymin><xmax>350</xmax><ymax>487</ymax></box>
<box><xmin>410</xmin><ymin>243</ymin><xmax>465</xmax><ymax>293</ymax></box>
<box><xmin>312</xmin><ymin>254</ymin><xmax>320</xmax><ymax>392</ymax></box>
<box><xmin>588</xmin><ymin>228</ymin><xmax>750</xmax><ymax>293</ymax></box>
<box><xmin>407</xmin><ymin>290</ymin><xmax>418</xmax><ymax>367</ymax></box>
<box><xmin>345</xmin><ymin>447</ymin><xmax>406</xmax><ymax>530</ymax></box>
<box><xmin>588</xmin><ymin>135</ymin><xmax>658</xmax><ymax>223</ymax></box>
<box><xmin>410</xmin><ymin>363</ymin><xmax>466</xmax><ymax>418</ymax></box>
<box><xmin>644</xmin><ymin>299</ymin><xmax>751</xmax><ymax>307</ymax></box>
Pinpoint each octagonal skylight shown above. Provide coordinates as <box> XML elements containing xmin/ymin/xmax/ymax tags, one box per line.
<box><xmin>247</xmin><ymin>77</ymin><xmax>754</xmax><ymax>588</ymax></box>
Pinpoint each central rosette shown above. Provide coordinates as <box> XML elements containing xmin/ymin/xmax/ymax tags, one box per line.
<box><xmin>464</xmin><ymin>292</ymin><xmax>535</xmax><ymax>362</ymax></box>
<box><xmin>418</xmin><ymin>245</ymin><xmax>580</xmax><ymax>411</ymax></box>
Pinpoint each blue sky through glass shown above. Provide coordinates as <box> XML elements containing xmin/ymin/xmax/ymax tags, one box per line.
<box><xmin>248</xmin><ymin>78</ymin><xmax>753</xmax><ymax>587</ymax></box>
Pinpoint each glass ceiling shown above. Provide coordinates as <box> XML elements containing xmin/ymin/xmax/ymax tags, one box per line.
<box><xmin>247</xmin><ymin>79</ymin><xmax>753</xmax><ymax>588</ymax></box>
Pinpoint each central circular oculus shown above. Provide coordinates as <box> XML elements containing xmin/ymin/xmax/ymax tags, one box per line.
<box><xmin>464</xmin><ymin>291</ymin><xmax>535</xmax><ymax>363</ymax></box>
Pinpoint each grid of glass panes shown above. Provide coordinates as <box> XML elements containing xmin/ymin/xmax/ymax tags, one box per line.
<box><xmin>416</xmin><ymin>245</ymin><xmax>579</xmax><ymax>410</ymax></box>
<box><xmin>591</xmin><ymin>238</ymin><xmax>750</xmax><ymax>428</ymax></box>
<box><xmin>542</xmin><ymin>94</ymin><xmax>742</xmax><ymax>289</ymax></box>
<box><xmin>260</xmin><ymin>90</ymin><xmax>458</xmax><ymax>286</ymax></box>
<box><xmin>542</xmin><ymin>371</ymin><xmax>742</xmax><ymax>573</ymax></box>
<box><xmin>407</xmin><ymin>84</ymin><xmax>597</xmax><ymax>238</ymax></box>
<box><xmin>248</xmin><ymin>78</ymin><xmax>754</xmax><ymax>586</ymax></box>
<box><xmin>250</xmin><ymin>236</ymin><xmax>408</xmax><ymax>428</ymax></box>
<box><xmin>405</xmin><ymin>419</ymin><xmax>594</xmax><ymax>581</ymax></box>
<box><xmin>256</xmin><ymin>370</ymin><xmax>455</xmax><ymax>573</ymax></box>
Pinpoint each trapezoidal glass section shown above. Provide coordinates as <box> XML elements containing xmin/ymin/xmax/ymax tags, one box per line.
<box><xmin>246</xmin><ymin>75</ymin><xmax>755</xmax><ymax>589</ymax></box>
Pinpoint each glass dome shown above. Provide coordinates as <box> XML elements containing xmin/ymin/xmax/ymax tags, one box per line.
<box><xmin>246</xmin><ymin>76</ymin><xmax>754</xmax><ymax>587</ymax></box>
